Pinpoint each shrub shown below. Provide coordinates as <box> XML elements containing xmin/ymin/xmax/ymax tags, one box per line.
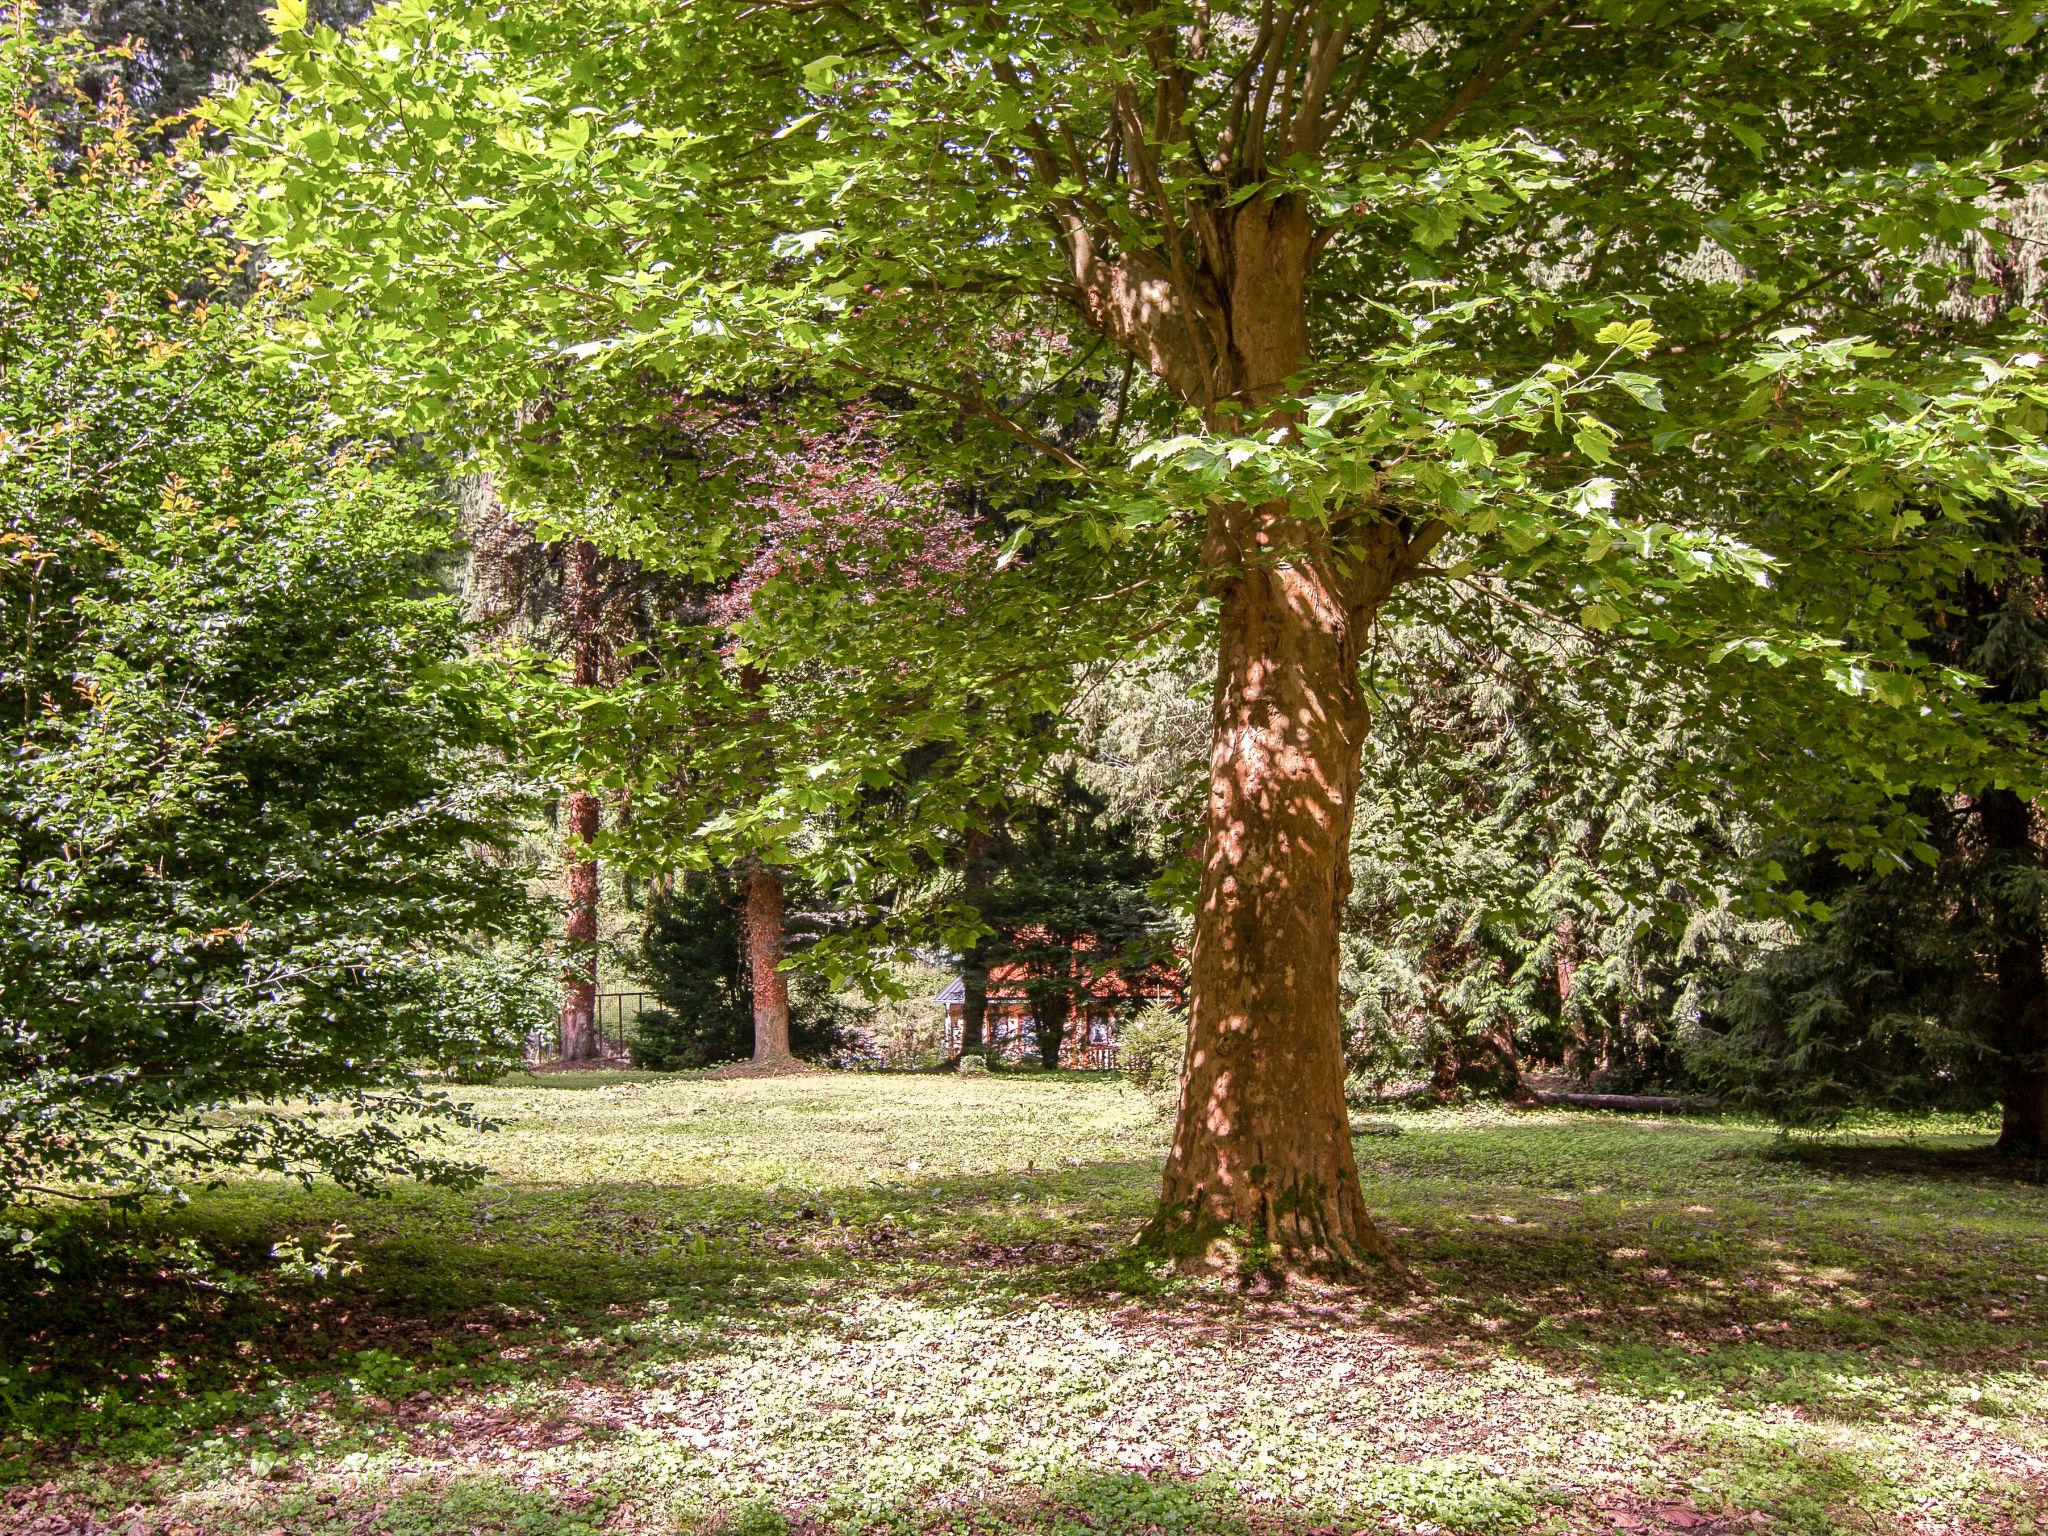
<box><xmin>1121</xmin><ymin>1004</ymin><xmax>1188</xmax><ymax>1099</ymax></box>
<box><xmin>0</xmin><ymin>27</ymin><xmax>547</xmax><ymax>1222</ymax></box>
<box><xmin>627</xmin><ymin>1010</ymin><xmax>695</xmax><ymax>1071</ymax></box>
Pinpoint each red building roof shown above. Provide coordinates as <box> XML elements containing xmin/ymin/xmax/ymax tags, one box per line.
<box><xmin>934</xmin><ymin>954</ymin><xmax>1186</xmax><ymax>1006</ymax></box>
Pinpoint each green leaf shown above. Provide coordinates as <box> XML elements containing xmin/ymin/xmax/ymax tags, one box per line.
<box><xmin>1593</xmin><ymin>319</ymin><xmax>1662</xmax><ymax>356</ymax></box>
<box><xmin>1609</xmin><ymin>372</ymin><xmax>1665</xmax><ymax>412</ymax></box>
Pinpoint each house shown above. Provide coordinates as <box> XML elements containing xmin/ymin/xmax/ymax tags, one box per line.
<box><xmin>934</xmin><ymin>959</ymin><xmax>1183</xmax><ymax>1068</ymax></box>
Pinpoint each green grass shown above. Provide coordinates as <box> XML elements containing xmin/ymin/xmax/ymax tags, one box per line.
<box><xmin>4</xmin><ymin>1075</ymin><xmax>2045</xmax><ymax>1535</ymax></box>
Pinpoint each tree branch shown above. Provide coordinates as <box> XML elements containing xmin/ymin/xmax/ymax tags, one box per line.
<box><xmin>1409</xmin><ymin>0</ymin><xmax>1570</xmax><ymax>146</ymax></box>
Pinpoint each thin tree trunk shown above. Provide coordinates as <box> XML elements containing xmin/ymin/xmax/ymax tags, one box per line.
<box><xmin>1980</xmin><ymin>788</ymin><xmax>2048</xmax><ymax>1157</ymax></box>
<box><xmin>955</xmin><ymin>826</ymin><xmax>991</xmax><ymax>1064</ymax></box>
<box><xmin>560</xmin><ymin>789</ymin><xmax>600</xmax><ymax>1060</ymax></box>
<box><xmin>745</xmin><ymin>863</ymin><xmax>794</xmax><ymax>1063</ymax></box>
<box><xmin>1555</xmin><ymin>910</ymin><xmax>1594</xmax><ymax>1079</ymax></box>
<box><xmin>558</xmin><ymin>537</ymin><xmax>602</xmax><ymax>1062</ymax></box>
<box><xmin>1036</xmin><ymin>990</ymin><xmax>1071</xmax><ymax>1071</ymax></box>
<box><xmin>959</xmin><ymin>949</ymin><xmax>988</xmax><ymax>1061</ymax></box>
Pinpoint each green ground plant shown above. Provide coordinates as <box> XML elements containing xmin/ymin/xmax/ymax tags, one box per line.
<box><xmin>2</xmin><ymin>1075</ymin><xmax>2041</xmax><ymax>1535</ymax></box>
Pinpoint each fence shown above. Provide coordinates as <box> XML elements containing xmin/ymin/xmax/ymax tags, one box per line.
<box><xmin>532</xmin><ymin>991</ymin><xmax>661</xmax><ymax>1062</ymax></box>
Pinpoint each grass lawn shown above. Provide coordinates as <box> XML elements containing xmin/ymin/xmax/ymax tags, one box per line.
<box><xmin>3</xmin><ymin>1073</ymin><xmax>2044</xmax><ymax>1536</ymax></box>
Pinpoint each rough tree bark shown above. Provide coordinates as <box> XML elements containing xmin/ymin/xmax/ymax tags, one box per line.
<box><xmin>1151</xmin><ymin>501</ymin><xmax>1402</xmax><ymax>1270</ymax></box>
<box><xmin>1087</xmin><ymin>195</ymin><xmax>1415</xmax><ymax>1273</ymax></box>
<box><xmin>744</xmin><ymin>862</ymin><xmax>795</xmax><ymax>1064</ymax></box>
<box><xmin>1980</xmin><ymin>788</ymin><xmax>2048</xmax><ymax>1157</ymax></box>
<box><xmin>558</xmin><ymin>537</ymin><xmax>602</xmax><ymax>1062</ymax></box>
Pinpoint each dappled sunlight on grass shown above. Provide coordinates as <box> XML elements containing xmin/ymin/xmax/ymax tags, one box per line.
<box><xmin>3</xmin><ymin>1080</ymin><xmax>2043</xmax><ymax>1534</ymax></box>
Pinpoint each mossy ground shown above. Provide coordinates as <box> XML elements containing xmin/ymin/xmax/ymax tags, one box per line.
<box><xmin>4</xmin><ymin>1073</ymin><xmax>2043</xmax><ymax>1534</ymax></box>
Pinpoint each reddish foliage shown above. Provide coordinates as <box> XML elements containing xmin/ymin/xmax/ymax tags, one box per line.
<box><xmin>672</xmin><ymin>401</ymin><xmax>994</xmax><ymax>629</ymax></box>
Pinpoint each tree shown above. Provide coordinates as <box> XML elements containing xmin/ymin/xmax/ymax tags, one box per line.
<box><xmin>631</xmin><ymin>870</ymin><xmax>859</xmax><ymax>1070</ymax></box>
<box><xmin>0</xmin><ymin>19</ymin><xmax>546</xmax><ymax>1222</ymax></box>
<box><xmin>220</xmin><ymin>0</ymin><xmax>2048</xmax><ymax>1272</ymax></box>
<box><xmin>970</xmin><ymin>775</ymin><xmax>1177</xmax><ymax>1070</ymax></box>
<box><xmin>1691</xmin><ymin>506</ymin><xmax>2048</xmax><ymax>1155</ymax></box>
<box><xmin>459</xmin><ymin>475</ymin><xmax>700</xmax><ymax>1062</ymax></box>
<box><xmin>740</xmin><ymin>856</ymin><xmax>795</xmax><ymax>1064</ymax></box>
<box><xmin>35</xmin><ymin>0</ymin><xmax>370</xmax><ymax>129</ymax></box>
<box><xmin>1343</xmin><ymin>586</ymin><xmax>1765</xmax><ymax>1098</ymax></box>
<box><xmin>516</xmin><ymin>392</ymin><xmax>1042</xmax><ymax>1063</ymax></box>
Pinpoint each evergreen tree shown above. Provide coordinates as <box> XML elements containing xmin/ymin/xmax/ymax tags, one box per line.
<box><xmin>1344</xmin><ymin>590</ymin><xmax>1764</xmax><ymax>1097</ymax></box>
<box><xmin>967</xmin><ymin>775</ymin><xmax>1177</xmax><ymax>1070</ymax></box>
<box><xmin>1692</xmin><ymin>510</ymin><xmax>2048</xmax><ymax>1154</ymax></box>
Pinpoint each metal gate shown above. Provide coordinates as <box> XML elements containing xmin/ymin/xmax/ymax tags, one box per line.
<box><xmin>534</xmin><ymin>991</ymin><xmax>661</xmax><ymax>1061</ymax></box>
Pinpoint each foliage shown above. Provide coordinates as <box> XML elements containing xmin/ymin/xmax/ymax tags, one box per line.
<box><xmin>0</xmin><ymin>19</ymin><xmax>548</xmax><ymax>1220</ymax></box>
<box><xmin>1066</xmin><ymin>648</ymin><xmax>1210</xmax><ymax>869</ymax></box>
<box><xmin>214</xmin><ymin>0</ymin><xmax>2048</xmax><ymax>874</ymax></box>
<box><xmin>854</xmin><ymin>954</ymin><xmax>956</xmax><ymax>1068</ymax></box>
<box><xmin>482</xmin><ymin>395</ymin><xmax>1092</xmax><ymax>992</ymax></box>
<box><xmin>1119</xmin><ymin>1004</ymin><xmax>1189</xmax><ymax>1103</ymax></box>
<box><xmin>1690</xmin><ymin>508</ymin><xmax>2048</xmax><ymax>1132</ymax></box>
<box><xmin>631</xmin><ymin>871</ymin><xmax>860</xmax><ymax>1069</ymax></box>
<box><xmin>1340</xmin><ymin>596</ymin><xmax>1773</xmax><ymax>1094</ymax></box>
<box><xmin>33</xmin><ymin>0</ymin><xmax>371</xmax><ymax>133</ymax></box>
<box><xmin>966</xmin><ymin>773</ymin><xmax>1178</xmax><ymax>1066</ymax></box>
<box><xmin>1687</xmin><ymin>825</ymin><xmax>2004</xmax><ymax>1128</ymax></box>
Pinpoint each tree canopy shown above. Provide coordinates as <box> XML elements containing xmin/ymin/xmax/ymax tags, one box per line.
<box><xmin>213</xmin><ymin>0</ymin><xmax>2048</xmax><ymax>1269</ymax></box>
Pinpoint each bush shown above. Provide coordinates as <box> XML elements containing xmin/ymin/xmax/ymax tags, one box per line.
<box><xmin>0</xmin><ymin>29</ymin><xmax>547</xmax><ymax>1221</ymax></box>
<box><xmin>1121</xmin><ymin>1005</ymin><xmax>1188</xmax><ymax>1100</ymax></box>
<box><xmin>628</xmin><ymin>1010</ymin><xmax>695</xmax><ymax>1072</ymax></box>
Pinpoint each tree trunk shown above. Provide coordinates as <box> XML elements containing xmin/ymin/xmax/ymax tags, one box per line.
<box><xmin>1150</xmin><ymin>512</ymin><xmax>1403</xmax><ymax>1273</ymax></box>
<box><xmin>1036</xmin><ymin>990</ymin><xmax>1072</xmax><ymax>1071</ymax></box>
<box><xmin>560</xmin><ymin>787</ymin><xmax>601</xmax><ymax>1061</ymax></box>
<box><xmin>557</xmin><ymin>537</ymin><xmax>602</xmax><ymax>1063</ymax></box>
<box><xmin>1126</xmin><ymin>197</ymin><xmax>1407</xmax><ymax>1276</ymax></box>
<box><xmin>1555</xmin><ymin>910</ymin><xmax>1595</xmax><ymax>1078</ymax></box>
<box><xmin>959</xmin><ymin>949</ymin><xmax>988</xmax><ymax>1061</ymax></box>
<box><xmin>954</xmin><ymin>826</ymin><xmax>992</xmax><ymax>1064</ymax></box>
<box><xmin>2002</xmin><ymin>1056</ymin><xmax>2048</xmax><ymax>1159</ymax></box>
<box><xmin>1073</xmin><ymin>193</ymin><xmax>1423</xmax><ymax>1272</ymax></box>
<box><xmin>1980</xmin><ymin>788</ymin><xmax>2048</xmax><ymax>1158</ymax></box>
<box><xmin>745</xmin><ymin>863</ymin><xmax>794</xmax><ymax>1063</ymax></box>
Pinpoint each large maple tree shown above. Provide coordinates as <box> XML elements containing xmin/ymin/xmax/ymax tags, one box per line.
<box><xmin>218</xmin><ymin>0</ymin><xmax>2048</xmax><ymax>1271</ymax></box>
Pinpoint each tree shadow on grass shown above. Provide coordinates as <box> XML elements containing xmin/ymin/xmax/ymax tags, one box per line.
<box><xmin>6</xmin><ymin>1124</ymin><xmax>2045</xmax><ymax>1472</ymax></box>
<box><xmin>6</xmin><ymin>1459</ymin><xmax>1790</xmax><ymax>1536</ymax></box>
<box><xmin>1750</xmin><ymin>1137</ymin><xmax>2045</xmax><ymax>1185</ymax></box>
<box><xmin>1353</xmin><ymin>1120</ymin><xmax>2048</xmax><ymax>1422</ymax></box>
<box><xmin>0</xmin><ymin>1158</ymin><xmax>1175</xmax><ymax>1471</ymax></box>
